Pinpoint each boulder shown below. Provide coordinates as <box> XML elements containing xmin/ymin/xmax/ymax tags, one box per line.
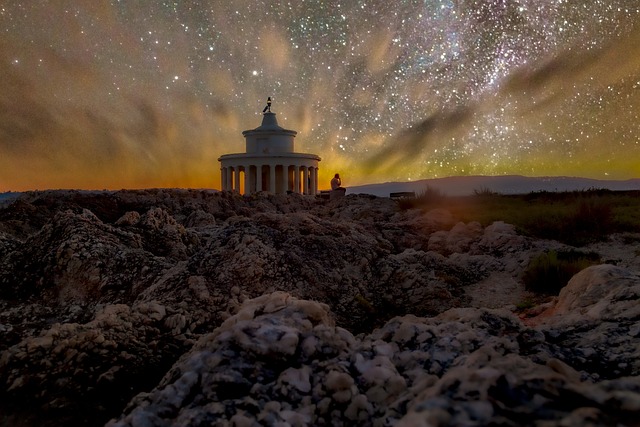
<box><xmin>549</xmin><ymin>264</ymin><xmax>640</xmax><ymax>321</ymax></box>
<box><xmin>531</xmin><ymin>264</ymin><xmax>640</xmax><ymax>379</ymax></box>
<box><xmin>107</xmin><ymin>293</ymin><xmax>640</xmax><ymax>427</ymax></box>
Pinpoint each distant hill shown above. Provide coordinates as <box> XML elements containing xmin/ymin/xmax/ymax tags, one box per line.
<box><xmin>347</xmin><ymin>175</ymin><xmax>640</xmax><ymax>197</ymax></box>
<box><xmin>3</xmin><ymin>176</ymin><xmax>639</xmax><ymax>201</ymax></box>
<box><xmin>0</xmin><ymin>192</ymin><xmax>20</xmax><ymax>207</ymax></box>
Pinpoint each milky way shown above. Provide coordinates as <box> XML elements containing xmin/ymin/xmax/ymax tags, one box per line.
<box><xmin>1</xmin><ymin>1</ymin><xmax>639</xmax><ymax>191</ymax></box>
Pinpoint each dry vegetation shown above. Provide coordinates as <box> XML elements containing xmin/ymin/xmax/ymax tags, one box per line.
<box><xmin>399</xmin><ymin>188</ymin><xmax>640</xmax><ymax>246</ymax></box>
<box><xmin>522</xmin><ymin>249</ymin><xmax>601</xmax><ymax>295</ymax></box>
<box><xmin>399</xmin><ymin>188</ymin><xmax>640</xmax><ymax>297</ymax></box>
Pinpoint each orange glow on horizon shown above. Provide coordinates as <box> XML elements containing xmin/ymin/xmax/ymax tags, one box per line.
<box><xmin>1</xmin><ymin>5</ymin><xmax>640</xmax><ymax>192</ymax></box>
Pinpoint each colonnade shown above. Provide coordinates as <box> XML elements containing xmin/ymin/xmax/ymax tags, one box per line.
<box><xmin>220</xmin><ymin>162</ymin><xmax>319</xmax><ymax>195</ymax></box>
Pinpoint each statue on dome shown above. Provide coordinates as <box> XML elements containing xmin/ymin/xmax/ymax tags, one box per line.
<box><xmin>262</xmin><ymin>97</ymin><xmax>272</xmax><ymax>113</ymax></box>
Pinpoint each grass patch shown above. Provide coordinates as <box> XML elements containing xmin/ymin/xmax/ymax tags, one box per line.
<box><xmin>398</xmin><ymin>189</ymin><xmax>640</xmax><ymax>246</ymax></box>
<box><xmin>515</xmin><ymin>298</ymin><xmax>536</xmax><ymax>311</ymax></box>
<box><xmin>522</xmin><ymin>250</ymin><xmax>601</xmax><ymax>295</ymax></box>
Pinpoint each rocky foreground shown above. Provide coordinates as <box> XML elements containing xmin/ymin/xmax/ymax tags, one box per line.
<box><xmin>0</xmin><ymin>189</ymin><xmax>639</xmax><ymax>426</ymax></box>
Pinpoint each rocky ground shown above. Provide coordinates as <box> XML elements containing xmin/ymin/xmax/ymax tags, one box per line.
<box><xmin>0</xmin><ymin>189</ymin><xmax>638</xmax><ymax>426</ymax></box>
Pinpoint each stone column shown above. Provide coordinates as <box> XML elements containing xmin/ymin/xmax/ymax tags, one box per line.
<box><xmin>253</xmin><ymin>164</ymin><xmax>260</xmax><ymax>192</ymax></box>
<box><xmin>294</xmin><ymin>165</ymin><xmax>300</xmax><ymax>194</ymax></box>
<box><xmin>314</xmin><ymin>167</ymin><xmax>319</xmax><ymax>195</ymax></box>
<box><xmin>244</xmin><ymin>165</ymin><xmax>251</xmax><ymax>195</ymax></box>
<box><xmin>269</xmin><ymin>163</ymin><xmax>276</xmax><ymax>194</ymax></box>
<box><xmin>220</xmin><ymin>168</ymin><xmax>226</xmax><ymax>191</ymax></box>
<box><xmin>282</xmin><ymin>165</ymin><xmax>287</xmax><ymax>194</ymax></box>
<box><xmin>310</xmin><ymin>167</ymin><xmax>317</xmax><ymax>196</ymax></box>
<box><xmin>302</xmin><ymin>166</ymin><xmax>309</xmax><ymax>195</ymax></box>
<box><xmin>234</xmin><ymin>167</ymin><xmax>241</xmax><ymax>192</ymax></box>
<box><xmin>225</xmin><ymin>167</ymin><xmax>232</xmax><ymax>191</ymax></box>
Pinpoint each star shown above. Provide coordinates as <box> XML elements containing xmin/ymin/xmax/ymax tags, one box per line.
<box><xmin>0</xmin><ymin>1</ymin><xmax>639</xmax><ymax>190</ymax></box>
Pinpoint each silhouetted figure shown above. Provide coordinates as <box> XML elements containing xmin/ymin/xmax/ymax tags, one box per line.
<box><xmin>331</xmin><ymin>173</ymin><xmax>342</xmax><ymax>190</ymax></box>
<box><xmin>262</xmin><ymin>97</ymin><xmax>272</xmax><ymax>113</ymax></box>
<box><xmin>330</xmin><ymin>173</ymin><xmax>346</xmax><ymax>200</ymax></box>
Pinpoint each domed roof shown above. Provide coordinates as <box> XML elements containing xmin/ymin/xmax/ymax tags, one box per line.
<box><xmin>254</xmin><ymin>112</ymin><xmax>285</xmax><ymax>131</ymax></box>
<box><xmin>242</xmin><ymin>101</ymin><xmax>297</xmax><ymax>136</ymax></box>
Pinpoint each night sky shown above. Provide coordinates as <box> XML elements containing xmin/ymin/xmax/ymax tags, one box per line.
<box><xmin>1</xmin><ymin>1</ymin><xmax>639</xmax><ymax>191</ymax></box>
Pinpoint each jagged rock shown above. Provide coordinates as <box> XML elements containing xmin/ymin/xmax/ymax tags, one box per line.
<box><xmin>107</xmin><ymin>292</ymin><xmax>640</xmax><ymax>427</ymax></box>
<box><xmin>0</xmin><ymin>190</ymin><xmax>638</xmax><ymax>427</ymax></box>
<box><xmin>529</xmin><ymin>264</ymin><xmax>640</xmax><ymax>380</ymax></box>
<box><xmin>544</xmin><ymin>264</ymin><xmax>640</xmax><ymax>321</ymax></box>
<box><xmin>0</xmin><ymin>231</ymin><xmax>21</xmax><ymax>257</ymax></box>
<box><xmin>184</xmin><ymin>209</ymin><xmax>216</xmax><ymax>228</ymax></box>
<box><xmin>105</xmin><ymin>293</ymin><xmax>352</xmax><ymax>427</ymax></box>
<box><xmin>0</xmin><ymin>300</ymin><xmax>189</xmax><ymax>426</ymax></box>
<box><xmin>0</xmin><ymin>208</ymin><xmax>164</xmax><ymax>304</ymax></box>
<box><xmin>427</xmin><ymin>221</ymin><xmax>482</xmax><ymax>255</ymax></box>
<box><xmin>114</xmin><ymin>211</ymin><xmax>140</xmax><ymax>226</ymax></box>
<box><xmin>475</xmin><ymin>220</ymin><xmax>530</xmax><ymax>255</ymax></box>
<box><xmin>377</xmin><ymin>208</ymin><xmax>452</xmax><ymax>252</ymax></box>
<box><xmin>135</xmin><ymin>207</ymin><xmax>197</xmax><ymax>259</ymax></box>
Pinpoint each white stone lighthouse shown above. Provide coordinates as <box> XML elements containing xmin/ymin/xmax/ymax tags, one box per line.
<box><xmin>218</xmin><ymin>98</ymin><xmax>321</xmax><ymax>195</ymax></box>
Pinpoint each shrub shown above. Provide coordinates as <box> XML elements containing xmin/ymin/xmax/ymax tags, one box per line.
<box><xmin>396</xmin><ymin>188</ymin><xmax>640</xmax><ymax>245</ymax></box>
<box><xmin>416</xmin><ymin>186</ymin><xmax>447</xmax><ymax>203</ymax></box>
<box><xmin>572</xmin><ymin>198</ymin><xmax>613</xmax><ymax>238</ymax></box>
<box><xmin>516</xmin><ymin>196</ymin><xmax>614</xmax><ymax>246</ymax></box>
<box><xmin>515</xmin><ymin>299</ymin><xmax>536</xmax><ymax>311</ymax></box>
<box><xmin>473</xmin><ymin>186</ymin><xmax>500</xmax><ymax>197</ymax></box>
<box><xmin>523</xmin><ymin>250</ymin><xmax>600</xmax><ymax>295</ymax></box>
<box><xmin>397</xmin><ymin>186</ymin><xmax>447</xmax><ymax>209</ymax></box>
<box><xmin>354</xmin><ymin>294</ymin><xmax>375</xmax><ymax>313</ymax></box>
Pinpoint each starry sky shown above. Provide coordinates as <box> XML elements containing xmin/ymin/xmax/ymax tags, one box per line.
<box><xmin>1</xmin><ymin>1</ymin><xmax>639</xmax><ymax>191</ymax></box>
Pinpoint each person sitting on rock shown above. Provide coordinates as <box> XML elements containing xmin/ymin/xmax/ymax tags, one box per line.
<box><xmin>331</xmin><ymin>173</ymin><xmax>343</xmax><ymax>191</ymax></box>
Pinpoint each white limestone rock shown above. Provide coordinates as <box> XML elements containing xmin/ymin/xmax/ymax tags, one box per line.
<box><xmin>115</xmin><ymin>211</ymin><xmax>141</xmax><ymax>226</ymax></box>
<box><xmin>475</xmin><ymin>220</ymin><xmax>529</xmax><ymax>255</ymax></box>
<box><xmin>106</xmin><ymin>293</ymin><xmax>640</xmax><ymax>427</ymax></box>
<box><xmin>184</xmin><ymin>209</ymin><xmax>216</xmax><ymax>228</ymax></box>
<box><xmin>2</xmin><ymin>189</ymin><xmax>639</xmax><ymax>427</ymax></box>
<box><xmin>551</xmin><ymin>264</ymin><xmax>640</xmax><ymax>321</ymax></box>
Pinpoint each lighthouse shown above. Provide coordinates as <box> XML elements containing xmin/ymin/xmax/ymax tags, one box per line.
<box><xmin>218</xmin><ymin>98</ymin><xmax>321</xmax><ymax>195</ymax></box>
